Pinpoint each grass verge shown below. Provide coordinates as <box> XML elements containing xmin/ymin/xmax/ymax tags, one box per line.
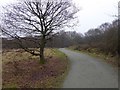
<box><xmin>2</xmin><ymin>48</ymin><xmax>70</xmax><ymax>88</ymax></box>
<box><xmin>67</xmin><ymin>47</ymin><xmax>118</xmax><ymax>68</ymax></box>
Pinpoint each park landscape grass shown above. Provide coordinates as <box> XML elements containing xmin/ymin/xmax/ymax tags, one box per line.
<box><xmin>68</xmin><ymin>46</ymin><xmax>118</xmax><ymax>67</ymax></box>
<box><xmin>2</xmin><ymin>48</ymin><xmax>69</xmax><ymax>88</ymax></box>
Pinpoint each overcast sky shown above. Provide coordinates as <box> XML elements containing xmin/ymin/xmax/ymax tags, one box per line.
<box><xmin>0</xmin><ymin>0</ymin><xmax>119</xmax><ymax>34</ymax></box>
<box><xmin>72</xmin><ymin>0</ymin><xmax>119</xmax><ymax>34</ymax></box>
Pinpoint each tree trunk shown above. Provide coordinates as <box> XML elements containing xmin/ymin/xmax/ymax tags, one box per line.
<box><xmin>40</xmin><ymin>36</ymin><xmax>46</xmax><ymax>64</ymax></box>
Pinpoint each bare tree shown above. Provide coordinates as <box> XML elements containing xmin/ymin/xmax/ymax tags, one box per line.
<box><xmin>1</xmin><ymin>0</ymin><xmax>78</xmax><ymax>64</ymax></box>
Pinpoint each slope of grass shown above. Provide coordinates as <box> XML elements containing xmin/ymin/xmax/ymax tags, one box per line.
<box><xmin>2</xmin><ymin>48</ymin><xmax>70</xmax><ymax>88</ymax></box>
<box><xmin>68</xmin><ymin>46</ymin><xmax>118</xmax><ymax>67</ymax></box>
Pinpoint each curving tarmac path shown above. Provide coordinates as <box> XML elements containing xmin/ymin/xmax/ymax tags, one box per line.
<box><xmin>59</xmin><ymin>48</ymin><xmax>118</xmax><ymax>88</ymax></box>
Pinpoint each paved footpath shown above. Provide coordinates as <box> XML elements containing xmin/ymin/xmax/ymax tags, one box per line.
<box><xmin>59</xmin><ymin>48</ymin><xmax>118</xmax><ymax>88</ymax></box>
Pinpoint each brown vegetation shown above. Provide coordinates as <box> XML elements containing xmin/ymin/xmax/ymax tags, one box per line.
<box><xmin>69</xmin><ymin>45</ymin><xmax>118</xmax><ymax>67</ymax></box>
<box><xmin>2</xmin><ymin>49</ymin><xmax>69</xmax><ymax>88</ymax></box>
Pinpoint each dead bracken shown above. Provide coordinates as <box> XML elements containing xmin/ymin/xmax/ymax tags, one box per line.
<box><xmin>2</xmin><ymin>49</ymin><xmax>69</xmax><ymax>88</ymax></box>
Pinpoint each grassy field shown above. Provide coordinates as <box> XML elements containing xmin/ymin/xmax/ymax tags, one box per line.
<box><xmin>2</xmin><ymin>48</ymin><xmax>70</xmax><ymax>88</ymax></box>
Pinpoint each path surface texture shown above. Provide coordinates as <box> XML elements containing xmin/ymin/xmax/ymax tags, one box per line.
<box><xmin>59</xmin><ymin>48</ymin><xmax>118</xmax><ymax>88</ymax></box>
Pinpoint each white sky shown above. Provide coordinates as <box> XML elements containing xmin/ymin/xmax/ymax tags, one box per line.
<box><xmin>72</xmin><ymin>0</ymin><xmax>119</xmax><ymax>33</ymax></box>
<box><xmin>0</xmin><ymin>0</ymin><xmax>119</xmax><ymax>34</ymax></box>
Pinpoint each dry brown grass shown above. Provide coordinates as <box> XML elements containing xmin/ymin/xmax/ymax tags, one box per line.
<box><xmin>2</xmin><ymin>48</ymin><xmax>69</xmax><ymax>88</ymax></box>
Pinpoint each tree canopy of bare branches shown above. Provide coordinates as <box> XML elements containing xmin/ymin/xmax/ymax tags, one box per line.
<box><xmin>1</xmin><ymin>0</ymin><xmax>78</xmax><ymax>64</ymax></box>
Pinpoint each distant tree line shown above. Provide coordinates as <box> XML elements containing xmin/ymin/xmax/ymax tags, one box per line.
<box><xmin>74</xmin><ymin>19</ymin><xmax>118</xmax><ymax>56</ymax></box>
<box><xmin>82</xmin><ymin>19</ymin><xmax>118</xmax><ymax>56</ymax></box>
<box><xmin>2</xmin><ymin>19</ymin><xmax>118</xmax><ymax>56</ymax></box>
<box><xmin>2</xmin><ymin>30</ymin><xmax>83</xmax><ymax>48</ymax></box>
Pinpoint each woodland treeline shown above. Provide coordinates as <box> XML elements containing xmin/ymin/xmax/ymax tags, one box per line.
<box><xmin>2</xmin><ymin>19</ymin><xmax>118</xmax><ymax>56</ymax></box>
